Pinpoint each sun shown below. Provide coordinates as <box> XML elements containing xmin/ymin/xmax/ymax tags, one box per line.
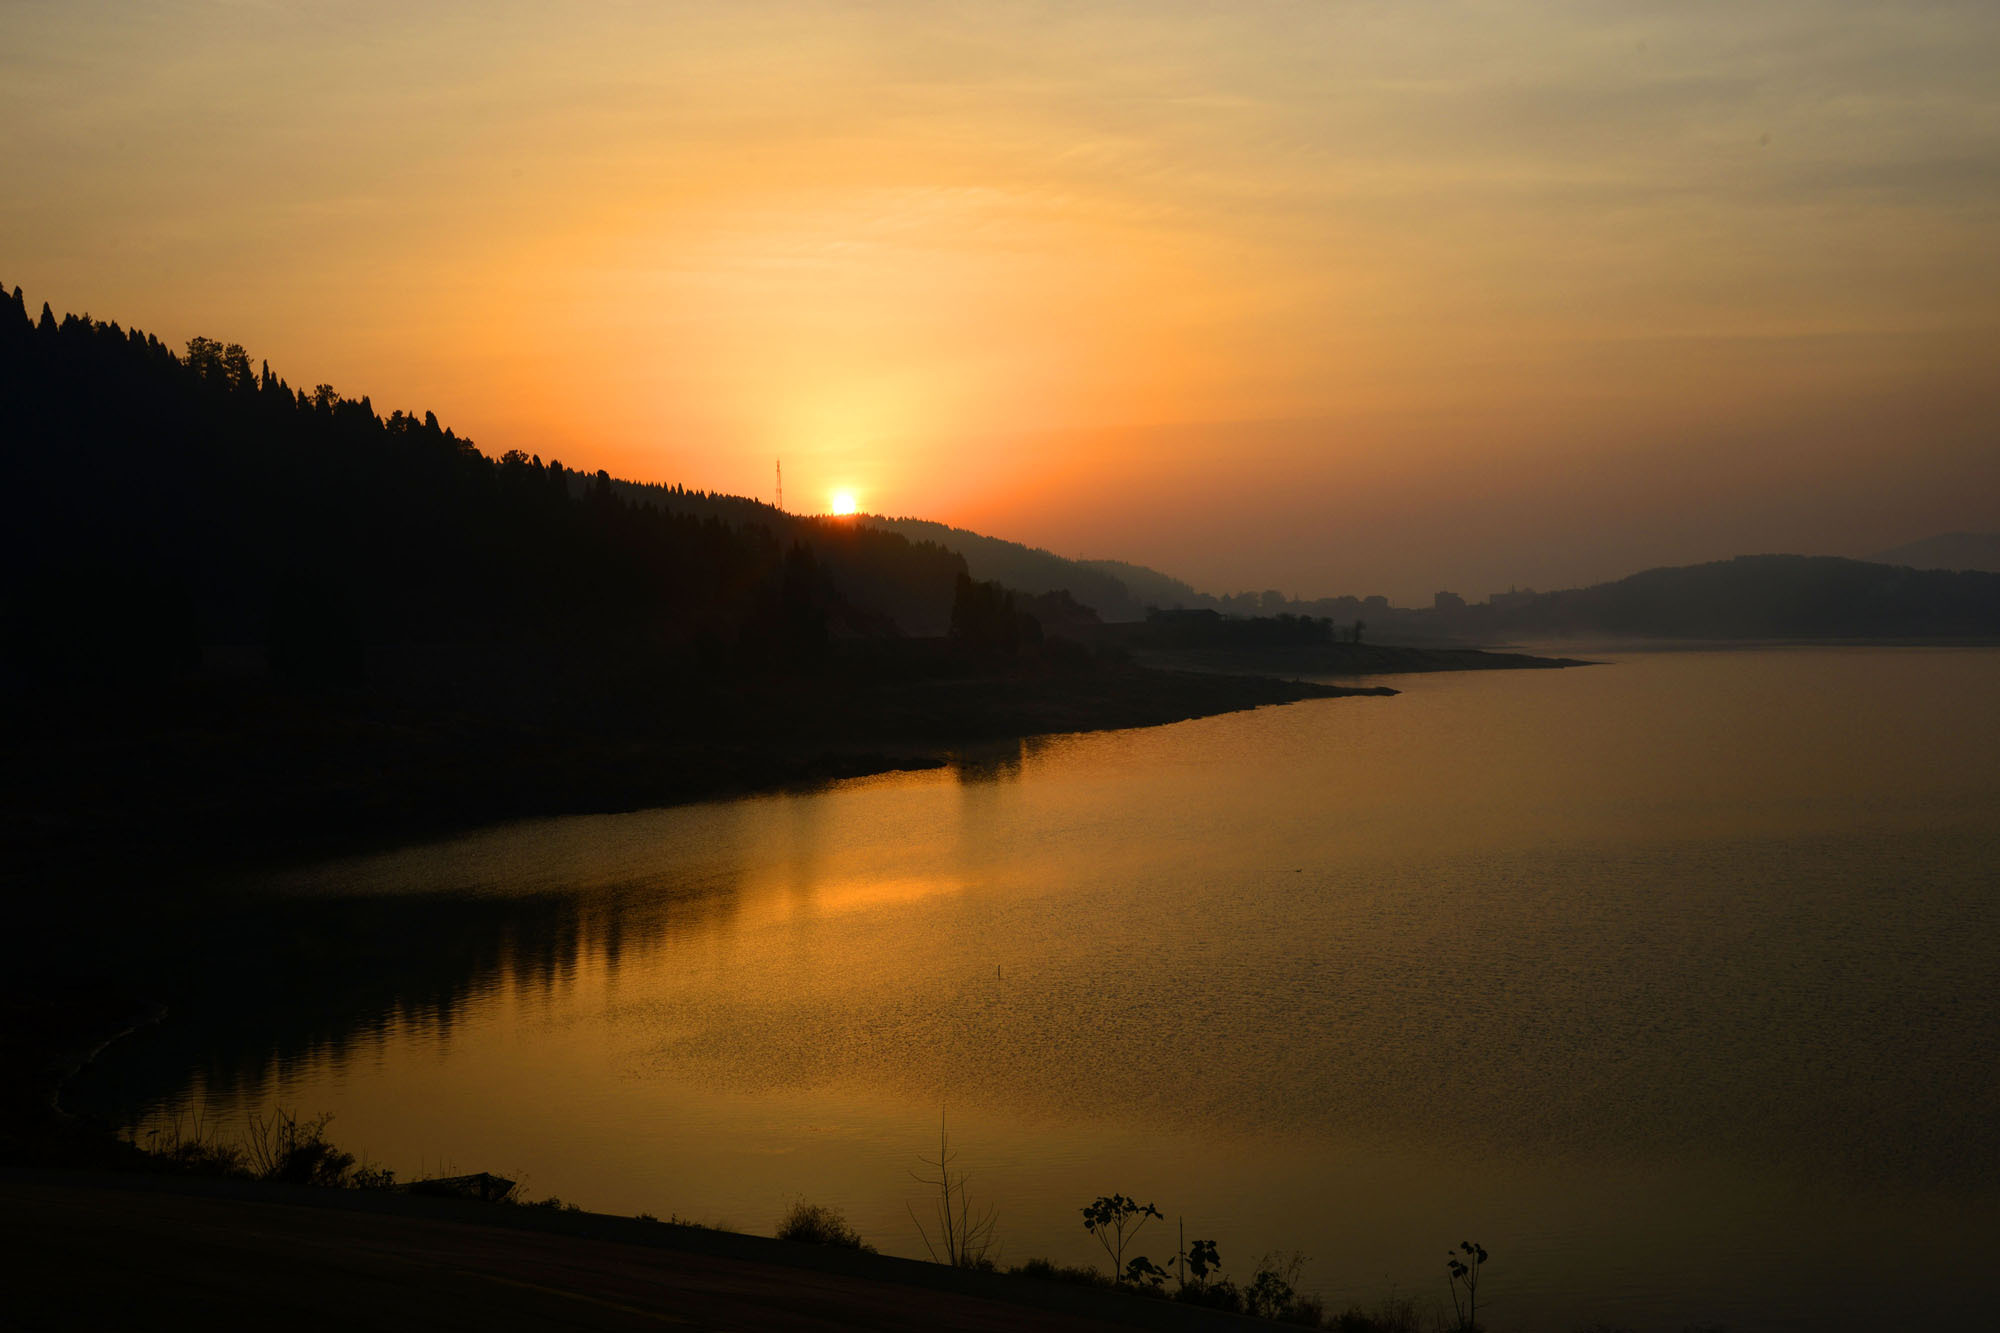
<box><xmin>830</xmin><ymin>490</ymin><xmax>858</xmax><ymax>516</ymax></box>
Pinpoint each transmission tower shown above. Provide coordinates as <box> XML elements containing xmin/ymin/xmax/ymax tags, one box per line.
<box><xmin>775</xmin><ymin>458</ymin><xmax>783</xmax><ymax>511</ymax></box>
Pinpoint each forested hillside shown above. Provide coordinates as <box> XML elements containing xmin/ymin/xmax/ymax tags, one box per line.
<box><xmin>0</xmin><ymin>283</ymin><xmax>976</xmax><ymax>684</ymax></box>
<box><xmin>0</xmin><ymin>283</ymin><xmax>1362</xmax><ymax>876</ymax></box>
<box><xmin>1075</xmin><ymin>559</ymin><xmax>1218</xmax><ymax>615</ymax></box>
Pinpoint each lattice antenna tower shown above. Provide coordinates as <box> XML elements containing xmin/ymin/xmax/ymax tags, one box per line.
<box><xmin>775</xmin><ymin>458</ymin><xmax>783</xmax><ymax>512</ymax></box>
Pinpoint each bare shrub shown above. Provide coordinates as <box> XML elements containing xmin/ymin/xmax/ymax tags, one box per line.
<box><xmin>776</xmin><ymin>1200</ymin><xmax>874</xmax><ymax>1251</ymax></box>
<box><xmin>909</xmin><ymin>1113</ymin><xmax>998</xmax><ymax>1268</ymax></box>
<box><xmin>242</xmin><ymin>1108</ymin><xmax>356</xmax><ymax>1186</ymax></box>
<box><xmin>1245</xmin><ymin>1250</ymin><xmax>1313</xmax><ymax>1322</ymax></box>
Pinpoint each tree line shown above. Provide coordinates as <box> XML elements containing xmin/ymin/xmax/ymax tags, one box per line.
<box><xmin>0</xmin><ymin>283</ymin><xmax>1047</xmax><ymax>690</ymax></box>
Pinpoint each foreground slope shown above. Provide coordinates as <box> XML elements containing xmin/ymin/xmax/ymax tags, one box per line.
<box><xmin>3</xmin><ymin>1171</ymin><xmax>1264</xmax><ymax>1332</ymax></box>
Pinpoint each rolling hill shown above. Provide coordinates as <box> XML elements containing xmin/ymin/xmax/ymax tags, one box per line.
<box><xmin>1866</xmin><ymin>532</ymin><xmax>2000</xmax><ymax>574</ymax></box>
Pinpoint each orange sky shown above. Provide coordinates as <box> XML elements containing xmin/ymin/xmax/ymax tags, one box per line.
<box><xmin>5</xmin><ymin>2</ymin><xmax>1996</xmax><ymax>602</ymax></box>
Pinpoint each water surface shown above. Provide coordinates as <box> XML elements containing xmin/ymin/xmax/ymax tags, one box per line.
<box><xmin>83</xmin><ymin>647</ymin><xmax>2000</xmax><ymax>1331</ymax></box>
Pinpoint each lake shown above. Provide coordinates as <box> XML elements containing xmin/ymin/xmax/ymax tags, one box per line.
<box><xmin>76</xmin><ymin>646</ymin><xmax>2000</xmax><ymax>1331</ymax></box>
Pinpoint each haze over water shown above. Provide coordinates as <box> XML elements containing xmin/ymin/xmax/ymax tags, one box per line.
<box><xmin>80</xmin><ymin>647</ymin><xmax>2000</xmax><ymax>1332</ymax></box>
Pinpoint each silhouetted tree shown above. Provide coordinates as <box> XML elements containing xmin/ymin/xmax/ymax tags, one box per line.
<box><xmin>1081</xmin><ymin>1194</ymin><xmax>1162</xmax><ymax>1283</ymax></box>
<box><xmin>950</xmin><ymin>572</ymin><xmax>1023</xmax><ymax>657</ymax></box>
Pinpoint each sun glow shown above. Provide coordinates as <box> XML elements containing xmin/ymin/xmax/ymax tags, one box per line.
<box><xmin>830</xmin><ymin>490</ymin><xmax>858</xmax><ymax>516</ymax></box>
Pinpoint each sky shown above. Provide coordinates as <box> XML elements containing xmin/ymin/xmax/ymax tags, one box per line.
<box><xmin>5</xmin><ymin>1</ymin><xmax>1997</xmax><ymax>604</ymax></box>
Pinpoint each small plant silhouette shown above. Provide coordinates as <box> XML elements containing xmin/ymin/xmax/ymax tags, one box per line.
<box><xmin>1183</xmin><ymin>1236</ymin><xmax>1221</xmax><ymax>1288</ymax></box>
<box><xmin>1081</xmin><ymin>1194</ymin><xmax>1162</xmax><ymax>1282</ymax></box>
<box><xmin>1446</xmin><ymin>1240</ymin><xmax>1489</xmax><ymax>1331</ymax></box>
<box><xmin>1172</xmin><ymin>1234</ymin><xmax>1243</xmax><ymax>1313</ymax></box>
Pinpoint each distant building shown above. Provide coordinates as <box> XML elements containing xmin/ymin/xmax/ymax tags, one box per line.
<box><xmin>1434</xmin><ymin>590</ymin><xmax>1466</xmax><ymax>612</ymax></box>
<box><xmin>1487</xmin><ymin>586</ymin><xmax>1538</xmax><ymax>611</ymax></box>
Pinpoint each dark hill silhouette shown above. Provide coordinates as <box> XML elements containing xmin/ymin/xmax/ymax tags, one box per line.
<box><xmin>589</xmin><ymin>483</ymin><xmax>969</xmax><ymax>635</ymax></box>
<box><xmin>1074</xmin><ymin>559</ymin><xmax>1220</xmax><ymax>614</ymax></box>
<box><xmin>861</xmin><ymin>517</ymin><xmax>1405</xmax><ymax>630</ymax></box>
<box><xmin>0</xmin><ymin>285</ymin><xmax>989</xmax><ymax>677</ymax></box>
<box><xmin>0</xmin><ymin>281</ymin><xmax>1387</xmax><ymax>879</ymax></box>
<box><xmin>1865</xmin><ymin>532</ymin><xmax>2000</xmax><ymax>575</ymax></box>
<box><xmin>861</xmin><ymin>516</ymin><xmax>1157</xmax><ymax>621</ymax></box>
<box><xmin>1477</xmin><ymin>555</ymin><xmax>2000</xmax><ymax>639</ymax></box>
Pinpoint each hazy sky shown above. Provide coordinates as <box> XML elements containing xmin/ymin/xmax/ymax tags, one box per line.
<box><xmin>6</xmin><ymin>1</ymin><xmax>1996</xmax><ymax>602</ymax></box>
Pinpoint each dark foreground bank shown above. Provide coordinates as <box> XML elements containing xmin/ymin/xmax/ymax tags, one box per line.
<box><xmin>0</xmin><ymin>658</ymin><xmax>1394</xmax><ymax>890</ymax></box>
<box><xmin>1</xmin><ymin>1169</ymin><xmax>1272</xmax><ymax>1333</ymax></box>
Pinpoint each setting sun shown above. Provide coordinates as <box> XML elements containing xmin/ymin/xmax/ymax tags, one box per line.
<box><xmin>830</xmin><ymin>490</ymin><xmax>858</xmax><ymax>516</ymax></box>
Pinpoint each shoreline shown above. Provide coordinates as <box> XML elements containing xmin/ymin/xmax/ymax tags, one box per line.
<box><xmin>2</xmin><ymin>1167</ymin><xmax>1269</xmax><ymax>1332</ymax></box>
<box><xmin>4</xmin><ymin>661</ymin><xmax>1400</xmax><ymax>893</ymax></box>
<box><xmin>1125</xmin><ymin>641</ymin><xmax>1596</xmax><ymax>677</ymax></box>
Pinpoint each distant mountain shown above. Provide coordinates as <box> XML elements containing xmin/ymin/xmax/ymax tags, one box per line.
<box><xmin>862</xmin><ymin>516</ymin><xmax>1156</xmax><ymax>621</ymax></box>
<box><xmin>1477</xmin><ymin>555</ymin><xmax>2000</xmax><ymax>639</ymax></box>
<box><xmin>1866</xmin><ymin>533</ymin><xmax>2000</xmax><ymax>574</ymax></box>
<box><xmin>1075</xmin><ymin>559</ymin><xmax>1220</xmax><ymax>614</ymax></box>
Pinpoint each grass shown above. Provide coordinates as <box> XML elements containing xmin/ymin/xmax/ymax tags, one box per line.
<box><xmin>1008</xmin><ymin>1256</ymin><xmax>1114</xmax><ymax>1288</ymax></box>
<box><xmin>108</xmin><ymin>1113</ymin><xmax>1731</xmax><ymax>1332</ymax></box>
<box><xmin>521</xmin><ymin>1195</ymin><xmax>582</xmax><ymax>1212</ymax></box>
<box><xmin>1327</xmin><ymin>1295</ymin><xmax>1423</xmax><ymax>1332</ymax></box>
<box><xmin>133</xmin><ymin>1106</ymin><xmax>244</xmax><ymax>1176</ymax></box>
<box><xmin>130</xmin><ymin>1105</ymin><xmax>396</xmax><ymax>1190</ymax></box>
